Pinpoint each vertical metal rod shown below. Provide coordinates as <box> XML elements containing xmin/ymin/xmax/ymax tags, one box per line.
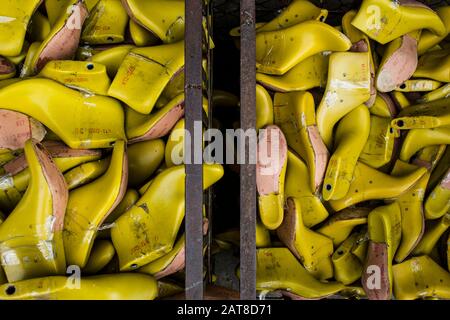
<box><xmin>240</xmin><ymin>0</ymin><xmax>256</xmax><ymax>300</ymax></box>
<box><xmin>185</xmin><ymin>0</ymin><xmax>204</xmax><ymax>300</ymax></box>
<box><xmin>206</xmin><ymin>3</ymin><xmax>214</xmax><ymax>286</ymax></box>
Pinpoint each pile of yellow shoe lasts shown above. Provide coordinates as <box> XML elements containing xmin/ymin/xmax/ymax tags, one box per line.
<box><xmin>0</xmin><ymin>0</ymin><xmax>223</xmax><ymax>300</ymax></box>
<box><xmin>230</xmin><ymin>0</ymin><xmax>450</xmax><ymax>300</ymax></box>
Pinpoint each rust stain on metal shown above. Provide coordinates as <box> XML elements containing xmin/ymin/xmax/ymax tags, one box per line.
<box><xmin>240</xmin><ymin>0</ymin><xmax>256</xmax><ymax>301</ymax></box>
<box><xmin>185</xmin><ymin>0</ymin><xmax>204</xmax><ymax>301</ymax></box>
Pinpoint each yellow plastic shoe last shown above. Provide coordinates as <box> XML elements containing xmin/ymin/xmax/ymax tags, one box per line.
<box><xmin>420</xmin><ymin>83</ymin><xmax>450</xmax><ymax>103</ymax></box>
<box><xmin>274</xmin><ymin>92</ymin><xmax>329</xmax><ymax>193</ymax></box>
<box><xmin>91</xmin><ymin>45</ymin><xmax>134</xmax><ymax>78</ymax></box>
<box><xmin>257</xmin><ymin>125</ymin><xmax>287</xmax><ymax>230</ymax></box>
<box><xmin>39</xmin><ymin>60</ymin><xmax>112</xmax><ymax>95</ymax></box>
<box><xmin>1</xmin><ymin>141</ymin><xmax>101</xmax><ymax>179</ymax></box>
<box><xmin>370</xmin><ymin>93</ymin><xmax>397</xmax><ymax>118</ymax></box>
<box><xmin>413</xmin><ymin>48</ymin><xmax>450</xmax><ymax>82</ymax></box>
<box><xmin>164</xmin><ymin>119</ymin><xmax>186</xmax><ymax>168</ymax></box>
<box><xmin>0</xmin><ymin>110</ymin><xmax>45</xmax><ymax>151</ymax></box>
<box><xmin>392</xmin><ymin>255</ymin><xmax>450</xmax><ymax>300</ymax></box>
<box><xmin>122</xmin><ymin>0</ymin><xmax>185</xmax><ymax>44</ymax></box>
<box><xmin>157</xmin><ymin>280</ymin><xmax>184</xmax><ymax>299</ymax></box>
<box><xmin>351</xmin><ymin>0</ymin><xmax>446</xmax><ymax>45</ymax></box>
<box><xmin>0</xmin><ymin>145</ymin><xmax>102</xmax><ymax>210</ymax></box>
<box><xmin>328</xmin><ymin>161</ymin><xmax>427</xmax><ymax>211</ymax></box>
<box><xmin>277</xmin><ymin>198</ymin><xmax>334</xmax><ymax>280</ymax></box>
<box><xmin>0</xmin><ymin>0</ymin><xmax>42</xmax><ymax>56</ymax></box>
<box><xmin>0</xmin><ymin>151</ymin><xmax>15</xmax><ymax>167</ymax></box>
<box><xmin>128</xmin><ymin>139</ymin><xmax>165</xmax><ymax>187</ymax></box>
<box><xmin>108</xmin><ymin>41</ymin><xmax>184</xmax><ymax>114</ymax></box>
<box><xmin>0</xmin><ymin>79</ymin><xmax>126</xmax><ymax>149</ymax></box>
<box><xmin>155</xmin><ymin>70</ymin><xmax>186</xmax><ymax>109</ymax></box>
<box><xmin>31</xmin><ymin>0</ymin><xmax>89</xmax><ymax>74</ymax></box>
<box><xmin>359</xmin><ymin>115</ymin><xmax>396</xmax><ymax>169</ymax></box>
<box><xmin>103</xmin><ymin>188</ymin><xmax>139</xmax><ymax>225</ymax></box>
<box><xmin>126</xmin><ymin>93</ymin><xmax>192</xmax><ymax>143</ymax></box>
<box><xmin>391</xmin><ymin>98</ymin><xmax>450</xmax><ymax>130</ymax></box>
<box><xmin>350</xmin><ymin>229</ymin><xmax>369</xmax><ymax>263</ymax></box>
<box><xmin>38</xmin><ymin>144</ymin><xmax>102</xmax><ymax>169</ymax></box>
<box><xmin>129</xmin><ymin>19</ymin><xmax>160</xmax><ymax>47</ymax></box>
<box><xmin>77</xmin><ymin>46</ymin><xmax>105</xmax><ymax>61</ymax></box>
<box><xmin>332</xmin><ymin>233</ymin><xmax>363</xmax><ymax>285</ymax></box>
<box><xmin>362</xmin><ymin>202</ymin><xmax>401</xmax><ymax>300</ymax></box>
<box><xmin>285</xmin><ymin>151</ymin><xmax>329</xmax><ymax>228</ymax></box>
<box><xmin>424</xmin><ymin>169</ymin><xmax>450</xmax><ymax>220</ymax></box>
<box><xmin>418</xmin><ymin>6</ymin><xmax>450</xmax><ymax>55</ymax></box>
<box><xmin>256</xmin><ymin>53</ymin><xmax>328</xmax><ymax>92</ymax></box>
<box><xmin>111</xmin><ymin>164</ymin><xmax>223</xmax><ymax>271</ymax></box>
<box><xmin>5</xmin><ymin>41</ymin><xmax>30</xmax><ymax>65</ymax></box>
<box><xmin>0</xmin><ymin>79</ymin><xmax>20</xmax><ymax>91</ymax></box>
<box><xmin>256</xmin><ymin>248</ymin><xmax>345</xmax><ymax>299</ymax></box>
<box><xmin>341</xmin><ymin>10</ymin><xmax>368</xmax><ymax>44</ymax></box>
<box><xmin>256</xmin><ymin>20</ymin><xmax>351</xmax><ymax>75</ymax></box>
<box><xmin>342</xmin><ymin>10</ymin><xmax>377</xmax><ymax>107</ymax></box>
<box><xmin>0</xmin><ymin>140</ymin><xmax>68</xmax><ymax>282</ymax></box>
<box><xmin>255</xmin><ymin>84</ymin><xmax>274</xmax><ymax>131</ymax></box>
<box><xmin>0</xmin><ymin>170</ymin><xmax>28</xmax><ymax>211</ymax></box>
<box><xmin>399</xmin><ymin>126</ymin><xmax>450</xmax><ymax>161</ymax></box>
<box><xmin>82</xmin><ymin>0</ymin><xmax>129</xmax><ymax>44</ymax></box>
<box><xmin>376</xmin><ymin>33</ymin><xmax>419</xmax><ymax>93</ymax></box>
<box><xmin>391</xmin><ymin>91</ymin><xmax>411</xmax><ymax>109</ymax></box>
<box><xmin>139</xmin><ymin>235</ymin><xmax>185</xmax><ymax>279</ymax></box>
<box><xmin>138</xmin><ymin>178</ymin><xmax>154</xmax><ymax>196</ymax></box>
<box><xmin>63</xmin><ymin>158</ymin><xmax>110</xmax><ymax>190</ymax></box>
<box><xmin>317</xmin><ymin>208</ymin><xmax>370</xmax><ymax>247</ymax></box>
<box><xmin>45</xmin><ymin>0</ymin><xmax>100</xmax><ymax>26</ymax></box>
<box><xmin>82</xmin><ymin>239</ymin><xmax>115</xmax><ymax>274</ymax></box>
<box><xmin>395</xmin><ymin>79</ymin><xmax>442</xmax><ymax>92</ymax></box>
<box><xmin>316</xmin><ymin>52</ymin><xmax>371</xmax><ymax>148</ymax></box>
<box><xmin>20</xmin><ymin>41</ymin><xmax>41</xmax><ymax>77</ymax></box>
<box><xmin>422</xmin><ymin>42</ymin><xmax>444</xmax><ymax>52</ymax></box>
<box><xmin>29</xmin><ymin>11</ymin><xmax>51</xmax><ymax>42</ymax></box>
<box><xmin>338</xmin><ymin>286</ymin><xmax>367</xmax><ymax>299</ymax></box>
<box><xmin>391</xmin><ymin>160</ymin><xmax>429</xmax><ymax>263</ymax></box>
<box><xmin>0</xmin><ymin>273</ymin><xmax>158</xmax><ymax>300</ymax></box>
<box><xmin>256</xmin><ymin>220</ymin><xmax>271</xmax><ymax>248</ymax></box>
<box><xmin>257</xmin><ymin>0</ymin><xmax>328</xmax><ymax>33</ymax></box>
<box><xmin>412</xmin><ymin>213</ymin><xmax>450</xmax><ymax>256</ymax></box>
<box><xmin>427</xmin><ymin>146</ymin><xmax>450</xmax><ymax>191</ymax></box>
<box><xmin>423</xmin><ymin>42</ymin><xmax>445</xmax><ymax>53</ymax></box>
<box><xmin>96</xmin><ymin>188</ymin><xmax>140</xmax><ymax>240</ymax></box>
<box><xmin>63</xmin><ymin>140</ymin><xmax>127</xmax><ymax>268</ymax></box>
<box><xmin>411</xmin><ymin>144</ymin><xmax>447</xmax><ymax>172</ymax></box>
<box><xmin>323</xmin><ymin>105</ymin><xmax>370</xmax><ymax>201</ymax></box>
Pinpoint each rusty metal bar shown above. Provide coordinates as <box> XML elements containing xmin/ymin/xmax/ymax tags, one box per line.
<box><xmin>240</xmin><ymin>0</ymin><xmax>257</xmax><ymax>300</ymax></box>
<box><xmin>206</xmin><ymin>3</ymin><xmax>215</xmax><ymax>286</ymax></box>
<box><xmin>185</xmin><ymin>0</ymin><xmax>204</xmax><ymax>300</ymax></box>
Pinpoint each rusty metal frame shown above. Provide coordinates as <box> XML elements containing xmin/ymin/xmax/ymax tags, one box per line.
<box><xmin>239</xmin><ymin>0</ymin><xmax>257</xmax><ymax>300</ymax></box>
<box><xmin>185</xmin><ymin>0</ymin><xmax>205</xmax><ymax>300</ymax></box>
<box><xmin>184</xmin><ymin>0</ymin><xmax>257</xmax><ymax>300</ymax></box>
